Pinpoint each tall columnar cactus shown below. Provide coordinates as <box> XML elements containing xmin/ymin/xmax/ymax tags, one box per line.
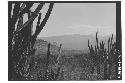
<box><xmin>46</xmin><ymin>43</ymin><xmax>51</xmax><ymax>67</ymax></box>
<box><xmin>54</xmin><ymin>44</ymin><xmax>62</xmax><ymax>80</ymax></box>
<box><xmin>44</xmin><ymin>43</ymin><xmax>51</xmax><ymax>80</ymax></box>
<box><xmin>88</xmin><ymin>32</ymin><xmax>116</xmax><ymax>80</ymax></box>
<box><xmin>57</xmin><ymin>44</ymin><xmax>62</xmax><ymax>64</ymax></box>
<box><xmin>8</xmin><ymin>2</ymin><xmax>54</xmax><ymax>80</ymax></box>
<box><xmin>44</xmin><ymin>43</ymin><xmax>62</xmax><ymax>81</ymax></box>
<box><xmin>108</xmin><ymin>37</ymin><xmax>110</xmax><ymax>54</ymax></box>
<box><xmin>96</xmin><ymin>32</ymin><xmax>99</xmax><ymax>51</ymax></box>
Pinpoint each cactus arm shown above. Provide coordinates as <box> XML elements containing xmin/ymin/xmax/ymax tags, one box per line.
<box><xmin>96</xmin><ymin>32</ymin><xmax>99</xmax><ymax>52</ymax></box>
<box><xmin>32</xmin><ymin>3</ymin><xmax>54</xmax><ymax>40</ymax></box>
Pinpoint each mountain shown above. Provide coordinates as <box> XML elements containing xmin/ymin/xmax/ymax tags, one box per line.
<box><xmin>38</xmin><ymin>34</ymin><xmax>116</xmax><ymax>51</ymax></box>
<box><xmin>34</xmin><ymin>39</ymin><xmax>61</xmax><ymax>57</ymax></box>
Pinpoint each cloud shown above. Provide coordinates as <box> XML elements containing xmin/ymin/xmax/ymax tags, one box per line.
<box><xmin>67</xmin><ymin>24</ymin><xmax>115</xmax><ymax>36</ymax></box>
<box><xmin>68</xmin><ymin>24</ymin><xmax>93</xmax><ymax>29</ymax></box>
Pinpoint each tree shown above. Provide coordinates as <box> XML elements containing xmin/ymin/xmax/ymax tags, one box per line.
<box><xmin>8</xmin><ymin>1</ymin><xmax>54</xmax><ymax>80</ymax></box>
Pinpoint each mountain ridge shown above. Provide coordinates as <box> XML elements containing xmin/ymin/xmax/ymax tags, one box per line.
<box><xmin>38</xmin><ymin>34</ymin><xmax>116</xmax><ymax>51</ymax></box>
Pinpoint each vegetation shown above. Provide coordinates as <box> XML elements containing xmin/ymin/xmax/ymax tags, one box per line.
<box><xmin>88</xmin><ymin>32</ymin><xmax>117</xmax><ymax>80</ymax></box>
<box><xmin>8</xmin><ymin>2</ymin><xmax>119</xmax><ymax>81</ymax></box>
<box><xmin>8</xmin><ymin>2</ymin><xmax>54</xmax><ymax>80</ymax></box>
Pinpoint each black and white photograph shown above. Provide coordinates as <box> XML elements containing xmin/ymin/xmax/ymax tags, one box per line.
<box><xmin>8</xmin><ymin>1</ymin><xmax>122</xmax><ymax>81</ymax></box>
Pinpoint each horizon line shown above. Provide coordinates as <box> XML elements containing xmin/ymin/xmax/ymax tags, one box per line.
<box><xmin>38</xmin><ymin>33</ymin><xmax>116</xmax><ymax>38</ymax></box>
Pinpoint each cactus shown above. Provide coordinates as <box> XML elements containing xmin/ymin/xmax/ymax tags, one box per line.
<box><xmin>43</xmin><ymin>43</ymin><xmax>62</xmax><ymax>81</ymax></box>
<box><xmin>88</xmin><ymin>32</ymin><xmax>116</xmax><ymax>80</ymax></box>
<box><xmin>96</xmin><ymin>32</ymin><xmax>99</xmax><ymax>51</ymax></box>
<box><xmin>46</xmin><ymin>43</ymin><xmax>51</xmax><ymax>67</ymax></box>
<box><xmin>8</xmin><ymin>2</ymin><xmax>54</xmax><ymax>80</ymax></box>
<box><xmin>44</xmin><ymin>43</ymin><xmax>50</xmax><ymax>80</ymax></box>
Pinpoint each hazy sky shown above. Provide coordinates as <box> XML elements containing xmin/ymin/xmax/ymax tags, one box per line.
<box><xmin>30</xmin><ymin>3</ymin><xmax>116</xmax><ymax>37</ymax></box>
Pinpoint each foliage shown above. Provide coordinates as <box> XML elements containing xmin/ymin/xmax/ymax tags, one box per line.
<box><xmin>8</xmin><ymin>2</ymin><xmax>119</xmax><ymax>81</ymax></box>
<box><xmin>8</xmin><ymin>2</ymin><xmax>54</xmax><ymax>80</ymax></box>
<box><xmin>88</xmin><ymin>32</ymin><xmax>117</xmax><ymax>80</ymax></box>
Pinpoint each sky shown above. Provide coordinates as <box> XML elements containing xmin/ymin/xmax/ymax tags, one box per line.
<box><xmin>30</xmin><ymin>3</ymin><xmax>116</xmax><ymax>37</ymax></box>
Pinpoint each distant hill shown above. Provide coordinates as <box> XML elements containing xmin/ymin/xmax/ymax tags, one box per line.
<box><xmin>34</xmin><ymin>38</ymin><xmax>86</xmax><ymax>57</ymax></box>
<box><xmin>34</xmin><ymin>39</ymin><xmax>61</xmax><ymax>57</ymax></box>
<box><xmin>39</xmin><ymin>34</ymin><xmax>116</xmax><ymax>51</ymax></box>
